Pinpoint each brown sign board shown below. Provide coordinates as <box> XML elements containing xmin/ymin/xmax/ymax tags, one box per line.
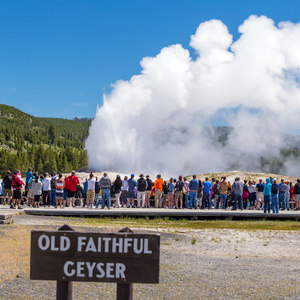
<box><xmin>30</xmin><ymin>230</ymin><xmax>160</xmax><ymax>284</ymax></box>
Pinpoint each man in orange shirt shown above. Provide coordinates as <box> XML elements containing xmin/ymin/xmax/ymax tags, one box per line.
<box><xmin>154</xmin><ymin>174</ymin><xmax>163</xmax><ymax>208</ymax></box>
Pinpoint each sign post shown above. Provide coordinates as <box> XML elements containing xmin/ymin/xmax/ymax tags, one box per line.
<box><xmin>30</xmin><ymin>225</ymin><xmax>160</xmax><ymax>300</ymax></box>
<box><xmin>116</xmin><ymin>226</ymin><xmax>133</xmax><ymax>300</ymax></box>
<box><xmin>56</xmin><ymin>224</ymin><xmax>74</xmax><ymax>300</ymax></box>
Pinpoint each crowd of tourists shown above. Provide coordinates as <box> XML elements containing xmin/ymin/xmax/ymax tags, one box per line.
<box><xmin>1</xmin><ymin>168</ymin><xmax>300</xmax><ymax>213</ymax></box>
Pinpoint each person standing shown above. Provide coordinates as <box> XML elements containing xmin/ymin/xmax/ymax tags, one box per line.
<box><xmin>278</xmin><ymin>179</ymin><xmax>288</xmax><ymax>211</ymax></box>
<box><xmin>50</xmin><ymin>172</ymin><xmax>57</xmax><ymax>207</ymax></box>
<box><xmin>55</xmin><ymin>174</ymin><xmax>65</xmax><ymax>208</ymax></box>
<box><xmin>162</xmin><ymin>181</ymin><xmax>168</xmax><ymax>208</ymax></box>
<box><xmin>42</xmin><ymin>173</ymin><xmax>51</xmax><ymax>207</ymax></box>
<box><xmin>121</xmin><ymin>176</ymin><xmax>129</xmax><ymax>207</ymax></box>
<box><xmin>289</xmin><ymin>182</ymin><xmax>294</xmax><ymax>208</ymax></box>
<box><xmin>136</xmin><ymin>174</ymin><xmax>147</xmax><ymax>208</ymax></box>
<box><xmin>212</xmin><ymin>180</ymin><xmax>220</xmax><ymax>208</ymax></box>
<box><xmin>11</xmin><ymin>171</ymin><xmax>25</xmax><ymax>209</ymax></box>
<box><xmin>197</xmin><ymin>180</ymin><xmax>203</xmax><ymax>209</ymax></box>
<box><xmin>99</xmin><ymin>173</ymin><xmax>112</xmax><ymax>209</ymax></box>
<box><xmin>189</xmin><ymin>175</ymin><xmax>199</xmax><ymax>209</ymax></box>
<box><xmin>263</xmin><ymin>178</ymin><xmax>272</xmax><ymax>214</ymax></box>
<box><xmin>202</xmin><ymin>177</ymin><xmax>212</xmax><ymax>210</ymax></box>
<box><xmin>75</xmin><ymin>183</ymin><xmax>83</xmax><ymax>206</ymax></box>
<box><xmin>114</xmin><ymin>175</ymin><xmax>123</xmax><ymax>208</ymax></box>
<box><xmin>293</xmin><ymin>179</ymin><xmax>300</xmax><ymax>211</ymax></box>
<box><xmin>32</xmin><ymin>175</ymin><xmax>43</xmax><ymax>208</ymax></box>
<box><xmin>248</xmin><ymin>181</ymin><xmax>256</xmax><ymax>209</ymax></box>
<box><xmin>285</xmin><ymin>181</ymin><xmax>290</xmax><ymax>211</ymax></box>
<box><xmin>127</xmin><ymin>174</ymin><xmax>137</xmax><ymax>208</ymax></box>
<box><xmin>271</xmin><ymin>178</ymin><xmax>279</xmax><ymax>213</ymax></box>
<box><xmin>154</xmin><ymin>174</ymin><xmax>163</xmax><ymax>208</ymax></box>
<box><xmin>3</xmin><ymin>171</ymin><xmax>12</xmax><ymax>205</ymax></box>
<box><xmin>65</xmin><ymin>171</ymin><xmax>80</xmax><ymax>208</ymax></box>
<box><xmin>256</xmin><ymin>179</ymin><xmax>265</xmax><ymax>209</ymax></box>
<box><xmin>145</xmin><ymin>175</ymin><xmax>153</xmax><ymax>208</ymax></box>
<box><xmin>232</xmin><ymin>177</ymin><xmax>243</xmax><ymax>211</ymax></box>
<box><xmin>82</xmin><ymin>179</ymin><xmax>88</xmax><ymax>207</ymax></box>
<box><xmin>174</xmin><ymin>176</ymin><xmax>185</xmax><ymax>209</ymax></box>
<box><xmin>27</xmin><ymin>172</ymin><xmax>37</xmax><ymax>207</ymax></box>
<box><xmin>25</xmin><ymin>167</ymin><xmax>32</xmax><ymax>196</ymax></box>
<box><xmin>95</xmin><ymin>178</ymin><xmax>100</xmax><ymax>208</ymax></box>
<box><xmin>167</xmin><ymin>178</ymin><xmax>175</xmax><ymax>209</ymax></box>
<box><xmin>183</xmin><ymin>177</ymin><xmax>190</xmax><ymax>208</ymax></box>
<box><xmin>86</xmin><ymin>172</ymin><xmax>96</xmax><ymax>208</ymax></box>
<box><xmin>216</xmin><ymin>177</ymin><xmax>228</xmax><ymax>209</ymax></box>
<box><xmin>242</xmin><ymin>180</ymin><xmax>249</xmax><ymax>209</ymax></box>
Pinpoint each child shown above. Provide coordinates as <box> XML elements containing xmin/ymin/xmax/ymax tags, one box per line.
<box><xmin>55</xmin><ymin>174</ymin><xmax>65</xmax><ymax>208</ymax></box>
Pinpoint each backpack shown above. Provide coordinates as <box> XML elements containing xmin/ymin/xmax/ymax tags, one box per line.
<box><xmin>176</xmin><ymin>181</ymin><xmax>184</xmax><ymax>192</ymax></box>
<box><xmin>50</xmin><ymin>177</ymin><xmax>56</xmax><ymax>189</ymax></box>
<box><xmin>271</xmin><ymin>184</ymin><xmax>279</xmax><ymax>194</ymax></box>
<box><xmin>294</xmin><ymin>183</ymin><xmax>300</xmax><ymax>194</ymax></box>
<box><xmin>3</xmin><ymin>176</ymin><xmax>12</xmax><ymax>187</ymax></box>
<box><xmin>243</xmin><ymin>184</ymin><xmax>248</xmax><ymax>192</ymax></box>
<box><xmin>213</xmin><ymin>184</ymin><xmax>219</xmax><ymax>194</ymax></box>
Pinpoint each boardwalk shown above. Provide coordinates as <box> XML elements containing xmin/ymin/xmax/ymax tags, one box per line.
<box><xmin>14</xmin><ymin>206</ymin><xmax>300</xmax><ymax>220</ymax></box>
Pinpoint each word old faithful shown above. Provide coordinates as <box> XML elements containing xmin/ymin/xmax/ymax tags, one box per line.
<box><xmin>37</xmin><ymin>234</ymin><xmax>153</xmax><ymax>254</ymax></box>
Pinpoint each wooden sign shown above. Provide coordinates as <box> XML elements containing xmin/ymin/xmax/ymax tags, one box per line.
<box><xmin>30</xmin><ymin>230</ymin><xmax>160</xmax><ymax>284</ymax></box>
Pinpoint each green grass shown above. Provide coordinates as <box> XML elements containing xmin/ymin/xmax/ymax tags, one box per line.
<box><xmin>56</xmin><ymin>216</ymin><xmax>300</xmax><ymax>231</ymax></box>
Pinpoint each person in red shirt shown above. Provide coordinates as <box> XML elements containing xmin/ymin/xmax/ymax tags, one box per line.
<box><xmin>65</xmin><ymin>171</ymin><xmax>80</xmax><ymax>207</ymax></box>
<box><xmin>11</xmin><ymin>171</ymin><xmax>25</xmax><ymax>209</ymax></box>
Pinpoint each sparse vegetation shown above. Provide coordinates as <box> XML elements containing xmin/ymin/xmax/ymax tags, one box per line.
<box><xmin>54</xmin><ymin>216</ymin><xmax>300</xmax><ymax>231</ymax></box>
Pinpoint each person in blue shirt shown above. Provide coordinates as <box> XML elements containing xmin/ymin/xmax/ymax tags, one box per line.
<box><xmin>278</xmin><ymin>179</ymin><xmax>288</xmax><ymax>211</ymax></box>
<box><xmin>202</xmin><ymin>177</ymin><xmax>212</xmax><ymax>209</ymax></box>
<box><xmin>127</xmin><ymin>174</ymin><xmax>137</xmax><ymax>208</ymax></box>
<box><xmin>189</xmin><ymin>175</ymin><xmax>199</xmax><ymax>209</ymax></box>
<box><xmin>263</xmin><ymin>178</ymin><xmax>272</xmax><ymax>213</ymax></box>
<box><xmin>25</xmin><ymin>167</ymin><xmax>32</xmax><ymax>195</ymax></box>
<box><xmin>166</xmin><ymin>178</ymin><xmax>175</xmax><ymax>209</ymax></box>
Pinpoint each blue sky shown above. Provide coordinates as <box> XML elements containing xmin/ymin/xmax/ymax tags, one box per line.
<box><xmin>0</xmin><ymin>0</ymin><xmax>299</xmax><ymax>119</ymax></box>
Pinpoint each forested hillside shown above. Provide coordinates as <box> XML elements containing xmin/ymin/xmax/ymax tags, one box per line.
<box><xmin>0</xmin><ymin>104</ymin><xmax>91</xmax><ymax>177</ymax></box>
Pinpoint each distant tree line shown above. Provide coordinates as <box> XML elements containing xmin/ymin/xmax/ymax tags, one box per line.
<box><xmin>0</xmin><ymin>104</ymin><xmax>90</xmax><ymax>177</ymax></box>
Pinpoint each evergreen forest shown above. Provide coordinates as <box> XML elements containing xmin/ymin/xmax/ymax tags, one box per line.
<box><xmin>0</xmin><ymin>104</ymin><xmax>91</xmax><ymax>177</ymax></box>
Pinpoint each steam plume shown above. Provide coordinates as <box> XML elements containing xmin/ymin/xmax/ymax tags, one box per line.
<box><xmin>86</xmin><ymin>16</ymin><xmax>300</xmax><ymax>176</ymax></box>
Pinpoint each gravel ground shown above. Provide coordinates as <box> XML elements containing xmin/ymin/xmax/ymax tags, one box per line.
<box><xmin>0</xmin><ymin>214</ymin><xmax>300</xmax><ymax>299</ymax></box>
